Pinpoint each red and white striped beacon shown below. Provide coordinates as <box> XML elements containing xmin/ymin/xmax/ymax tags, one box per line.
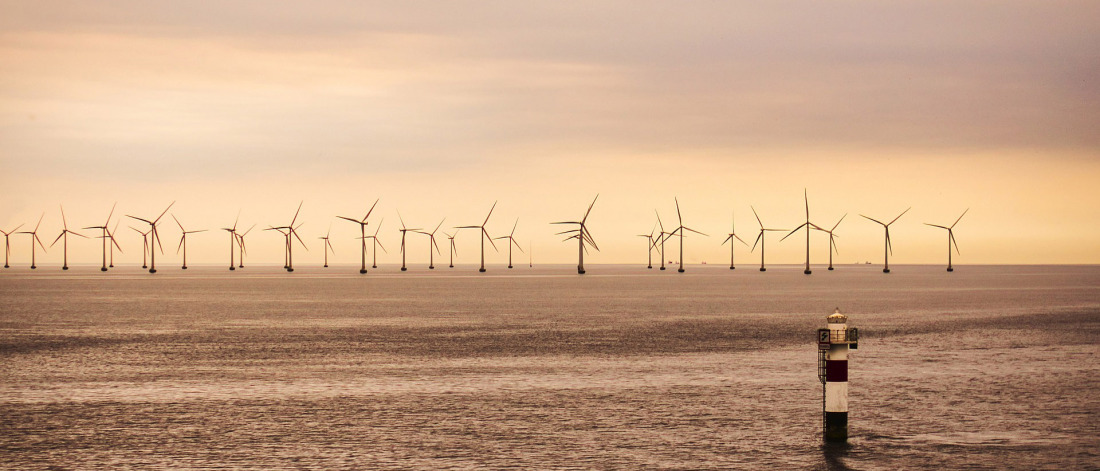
<box><xmin>818</xmin><ymin>308</ymin><xmax>858</xmax><ymax>442</ymax></box>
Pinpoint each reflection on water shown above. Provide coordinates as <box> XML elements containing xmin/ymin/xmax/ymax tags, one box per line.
<box><xmin>1</xmin><ymin>264</ymin><xmax>1097</xmax><ymax>469</ymax></box>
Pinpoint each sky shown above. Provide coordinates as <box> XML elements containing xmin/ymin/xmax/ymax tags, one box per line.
<box><xmin>1</xmin><ymin>1</ymin><xmax>1098</xmax><ymax>268</ymax></box>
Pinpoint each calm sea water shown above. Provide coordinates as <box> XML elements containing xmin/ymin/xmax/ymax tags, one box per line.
<box><xmin>1</xmin><ymin>264</ymin><xmax>1097</xmax><ymax>469</ymax></box>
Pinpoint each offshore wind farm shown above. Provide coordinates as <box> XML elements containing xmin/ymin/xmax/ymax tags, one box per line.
<box><xmin>2</xmin><ymin>1</ymin><xmax>1098</xmax><ymax>470</ymax></box>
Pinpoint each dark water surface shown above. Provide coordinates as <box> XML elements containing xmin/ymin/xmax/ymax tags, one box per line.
<box><xmin>1</xmin><ymin>264</ymin><xmax>1098</xmax><ymax>469</ymax></box>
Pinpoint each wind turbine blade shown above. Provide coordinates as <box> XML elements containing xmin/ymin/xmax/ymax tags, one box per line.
<box><xmin>51</xmin><ymin>231</ymin><xmax>65</xmax><ymax>247</ymax></box>
<box><xmin>105</xmin><ymin>202</ymin><xmax>116</xmax><ymax>227</ymax></box>
<box><xmin>513</xmin><ymin>238</ymin><xmax>525</xmax><ymax>253</ymax></box>
<box><xmin>337</xmin><ymin>216</ymin><xmax>362</xmax><ymax>224</ymax></box>
<box><xmin>683</xmin><ymin>227</ymin><xmax>707</xmax><ymax>237</ymax></box>
<box><xmin>173</xmin><ymin>214</ymin><xmax>184</xmax><ymax>232</ymax></box>
<box><xmin>60</xmin><ymin>205</ymin><xmax>68</xmax><ymax>230</ymax></box>
<box><xmin>925</xmin><ymin>223</ymin><xmax>950</xmax><ymax>230</ymax></box>
<box><xmin>456</xmin><ymin>225</ymin><xmax>481</xmax><ymax>229</ymax></box>
<box><xmin>154</xmin><ymin>201</ymin><xmax>175</xmax><ymax>224</ymax></box>
<box><xmin>780</xmin><ymin>223</ymin><xmax>805</xmax><ymax>241</ymax></box>
<box><xmin>751</xmin><ymin>232</ymin><xmax>762</xmax><ymax>252</ymax></box>
<box><xmin>952</xmin><ymin>208</ymin><xmax>969</xmax><ymax>228</ymax></box>
<box><xmin>72</xmin><ymin>231</ymin><xmax>89</xmax><ymax>239</ymax></box>
<box><xmin>433</xmin><ymin>218</ymin><xmax>445</xmax><ymax>235</ymax></box>
<box><xmin>550</xmin><ymin>221</ymin><xmax>580</xmax><ymax>225</ymax></box>
<box><xmin>177</xmin><ymin>236</ymin><xmax>185</xmax><ymax>254</ymax></box>
<box><xmin>154</xmin><ymin>229</ymin><xmax>164</xmax><ymax>254</ymax></box>
<box><xmin>751</xmin><ymin>206</ymin><xmax>763</xmax><ymax>228</ymax></box>
<box><xmin>293</xmin><ymin>228</ymin><xmax>307</xmax><ymax>250</ymax></box>
<box><xmin>376</xmin><ymin>239</ymin><xmax>387</xmax><ymax>253</ymax></box>
<box><xmin>951</xmin><ymin>232</ymin><xmax>961</xmax><ymax>254</ymax></box>
<box><xmin>831</xmin><ymin>213</ymin><xmax>846</xmax><ymax>231</ymax></box>
<box><xmin>364</xmin><ymin>198</ymin><xmax>380</xmax><ymax>221</ymax></box>
<box><xmin>510</xmin><ymin>218</ymin><xmax>518</xmax><ymax>237</ymax></box>
<box><xmin>722</xmin><ymin>234</ymin><xmax>735</xmax><ymax>245</ymax></box>
<box><xmin>241</xmin><ymin>224</ymin><xmax>255</xmax><ymax>236</ymax></box>
<box><xmin>397</xmin><ymin>210</ymin><xmax>406</xmax><ymax>229</ymax></box>
<box><xmin>483</xmin><ymin>201</ymin><xmax>497</xmax><ymax>225</ymax></box>
<box><xmin>485</xmin><ymin>229</ymin><xmax>498</xmax><ymax>251</ymax></box>
<box><xmin>374</xmin><ymin>218</ymin><xmax>384</xmax><ymax>236</ymax></box>
<box><xmin>233</xmin><ymin>210</ymin><xmax>240</xmax><ymax>232</ymax></box>
<box><xmin>655</xmin><ymin>210</ymin><xmax>664</xmax><ymax>232</ymax></box>
<box><xmin>290</xmin><ymin>201</ymin><xmax>303</xmax><ymax>226</ymax></box>
<box><xmin>886</xmin><ymin>232</ymin><xmax>893</xmax><ymax>256</ymax></box>
<box><xmin>36</xmin><ymin>234</ymin><xmax>47</xmax><ymax>252</ymax></box>
<box><xmin>804</xmin><ymin>188</ymin><xmax>809</xmax><ymax>219</ymax></box>
<box><xmin>861</xmin><ymin>214</ymin><xmax>885</xmax><ymax>226</ymax></box>
<box><xmin>887</xmin><ymin>207</ymin><xmax>911</xmax><ymax>226</ymax></box>
<box><xmin>127</xmin><ymin>215</ymin><xmax>153</xmax><ymax>224</ymax></box>
<box><xmin>734</xmin><ymin>234</ymin><xmax>748</xmax><ymax>246</ymax></box>
<box><xmin>432</xmin><ymin>237</ymin><xmax>441</xmax><ymax>254</ymax></box>
<box><xmin>581</xmin><ymin>194</ymin><xmax>598</xmax><ymax>223</ymax></box>
<box><xmin>34</xmin><ymin>212</ymin><xmax>44</xmax><ymax>233</ymax></box>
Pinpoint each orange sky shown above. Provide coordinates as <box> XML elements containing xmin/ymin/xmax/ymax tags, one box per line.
<box><xmin>1</xmin><ymin>1</ymin><xmax>1098</xmax><ymax>267</ymax></box>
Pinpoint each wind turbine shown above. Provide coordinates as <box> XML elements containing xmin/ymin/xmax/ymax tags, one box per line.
<box><xmin>750</xmin><ymin>206</ymin><xmax>786</xmax><ymax>272</ymax></box>
<box><xmin>131</xmin><ymin>226</ymin><xmax>149</xmax><ymax>269</ymax></box>
<box><xmin>173</xmin><ymin>214</ymin><xmax>205</xmax><ymax>270</ymax></box>
<box><xmin>278</xmin><ymin>202</ymin><xmax>307</xmax><ymax>272</ymax></box>
<box><xmin>444</xmin><ymin>230</ymin><xmax>459</xmax><ymax>268</ymax></box>
<box><xmin>396</xmin><ymin>211</ymin><xmax>422</xmax><ymax>272</ymax></box>
<box><xmin>721</xmin><ymin>212</ymin><xmax>748</xmax><ymax>270</ymax></box>
<box><xmin>655</xmin><ymin>211</ymin><xmax>670</xmax><ymax>271</ymax></box>
<box><xmin>816</xmin><ymin>214</ymin><xmax>846</xmax><ymax>271</ymax></box>
<box><xmin>494</xmin><ymin>218</ymin><xmax>523</xmax><ymax>269</ymax></box>
<box><xmin>456</xmin><ymin>201</ymin><xmax>498</xmax><ymax>273</ymax></box>
<box><xmin>319</xmin><ymin>226</ymin><xmax>335</xmax><ymax>268</ymax></box>
<box><xmin>236</xmin><ymin>224</ymin><xmax>255</xmax><ymax>268</ymax></box>
<box><xmin>2</xmin><ymin>223</ymin><xmax>23</xmax><ymax>268</ymax></box>
<box><xmin>16</xmin><ymin>213</ymin><xmax>46</xmax><ymax>269</ymax></box>
<box><xmin>50</xmin><ymin>205</ymin><xmax>88</xmax><ymax>270</ymax></box>
<box><xmin>416</xmin><ymin>218</ymin><xmax>446</xmax><ymax>269</ymax></box>
<box><xmin>221</xmin><ymin>212</ymin><xmax>240</xmax><ymax>271</ymax></box>
<box><xmin>127</xmin><ymin>201</ymin><xmax>174</xmax><ymax>273</ymax></box>
<box><xmin>925</xmin><ymin>208</ymin><xmax>968</xmax><ymax>272</ymax></box>
<box><xmin>637</xmin><ymin>223</ymin><xmax>659</xmax><ymax>269</ymax></box>
<box><xmin>337</xmin><ymin>199</ymin><xmax>379</xmax><ymax>274</ymax></box>
<box><xmin>83</xmin><ymin>203</ymin><xmax>118</xmax><ymax>271</ymax></box>
<box><xmin>861</xmin><ymin>207</ymin><xmax>910</xmax><ymax>274</ymax></box>
<box><xmin>364</xmin><ymin>218</ymin><xmax>386</xmax><ymax>269</ymax></box>
<box><xmin>551</xmin><ymin>194</ymin><xmax>599</xmax><ymax>275</ymax></box>
<box><xmin>668</xmin><ymin>198</ymin><xmax>707</xmax><ymax>273</ymax></box>
<box><xmin>780</xmin><ymin>190</ymin><xmax>822</xmax><ymax>275</ymax></box>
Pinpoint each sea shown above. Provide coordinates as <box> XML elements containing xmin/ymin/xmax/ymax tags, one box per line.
<box><xmin>1</xmin><ymin>264</ymin><xmax>1097</xmax><ymax>470</ymax></box>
